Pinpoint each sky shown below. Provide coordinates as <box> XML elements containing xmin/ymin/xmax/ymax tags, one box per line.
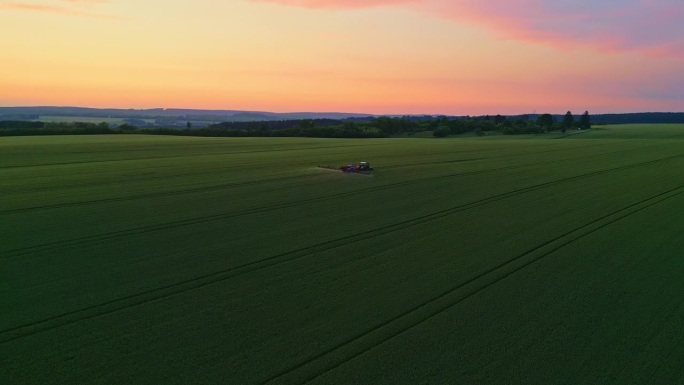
<box><xmin>1</xmin><ymin>0</ymin><xmax>683</xmax><ymax>115</ymax></box>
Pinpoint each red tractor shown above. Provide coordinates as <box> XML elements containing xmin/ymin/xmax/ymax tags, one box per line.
<box><xmin>341</xmin><ymin>161</ymin><xmax>373</xmax><ymax>173</ymax></box>
<box><xmin>318</xmin><ymin>161</ymin><xmax>373</xmax><ymax>174</ymax></box>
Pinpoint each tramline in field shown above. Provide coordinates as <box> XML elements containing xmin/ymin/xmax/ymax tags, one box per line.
<box><xmin>5</xmin><ymin>126</ymin><xmax>684</xmax><ymax>384</ymax></box>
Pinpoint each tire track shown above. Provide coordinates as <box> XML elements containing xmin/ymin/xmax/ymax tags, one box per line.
<box><xmin>2</xmin><ymin>160</ymin><xmax>683</xmax><ymax>343</ymax></box>
<box><xmin>1</xmin><ymin>147</ymin><xmax>380</xmax><ymax>206</ymax></box>
<box><xmin>263</xmin><ymin>184</ymin><xmax>684</xmax><ymax>385</ymax></box>
<box><xmin>3</xmin><ymin>151</ymin><xmax>683</xmax><ymax>259</ymax></box>
<box><xmin>0</xmin><ymin>140</ymin><xmax>661</xmax><ymax>215</ymax></box>
<box><xmin>0</xmin><ymin>140</ymin><xmax>661</xmax><ymax>216</ymax></box>
<box><xmin>0</xmin><ymin>173</ymin><xmax>320</xmax><ymax>215</ymax></box>
<box><xmin>0</xmin><ymin>143</ymin><xmax>370</xmax><ymax>170</ymax></box>
<box><xmin>383</xmin><ymin>141</ymin><xmax>614</xmax><ymax>170</ymax></box>
<box><xmin>1</xmin><ymin>146</ymin><xmax>384</xmax><ymax>185</ymax></box>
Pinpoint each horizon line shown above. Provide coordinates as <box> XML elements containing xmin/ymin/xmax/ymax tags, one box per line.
<box><xmin>2</xmin><ymin>105</ymin><xmax>683</xmax><ymax>117</ymax></box>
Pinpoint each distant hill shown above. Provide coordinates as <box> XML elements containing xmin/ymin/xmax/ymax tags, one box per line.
<box><xmin>0</xmin><ymin>106</ymin><xmax>374</xmax><ymax>125</ymax></box>
<box><xmin>1</xmin><ymin>107</ymin><xmax>683</xmax><ymax>127</ymax></box>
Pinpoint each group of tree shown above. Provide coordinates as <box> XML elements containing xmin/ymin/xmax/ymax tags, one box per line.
<box><xmin>434</xmin><ymin>111</ymin><xmax>591</xmax><ymax>137</ymax></box>
<box><xmin>0</xmin><ymin>121</ymin><xmax>116</xmax><ymax>136</ymax></box>
<box><xmin>0</xmin><ymin>111</ymin><xmax>592</xmax><ymax>138</ymax></box>
<box><xmin>169</xmin><ymin>112</ymin><xmax>590</xmax><ymax>138</ymax></box>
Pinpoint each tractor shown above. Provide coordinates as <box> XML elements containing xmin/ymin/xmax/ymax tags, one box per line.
<box><xmin>318</xmin><ymin>161</ymin><xmax>373</xmax><ymax>174</ymax></box>
<box><xmin>341</xmin><ymin>161</ymin><xmax>373</xmax><ymax>173</ymax></box>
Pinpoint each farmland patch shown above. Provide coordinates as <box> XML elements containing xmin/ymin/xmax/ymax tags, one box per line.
<box><xmin>2</xmin><ymin>126</ymin><xmax>684</xmax><ymax>384</ymax></box>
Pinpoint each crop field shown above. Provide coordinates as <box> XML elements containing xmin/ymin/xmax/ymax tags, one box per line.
<box><xmin>2</xmin><ymin>125</ymin><xmax>684</xmax><ymax>384</ymax></box>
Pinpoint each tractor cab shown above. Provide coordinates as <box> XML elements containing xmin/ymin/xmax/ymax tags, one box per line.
<box><xmin>358</xmin><ymin>162</ymin><xmax>372</xmax><ymax>171</ymax></box>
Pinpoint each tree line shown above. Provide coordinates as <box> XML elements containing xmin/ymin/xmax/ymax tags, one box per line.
<box><xmin>0</xmin><ymin>121</ymin><xmax>117</xmax><ymax>136</ymax></box>
<box><xmin>0</xmin><ymin>111</ymin><xmax>591</xmax><ymax>138</ymax></box>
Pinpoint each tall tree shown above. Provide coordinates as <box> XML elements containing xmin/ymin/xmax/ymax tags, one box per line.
<box><xmin>536</xmin><ymin>113</ymin><xmax>555</xmax><ymax>130</ymax></box>
<box><xmin>579</xmin><ymin>111</ymin><xmax>591</xmax><ymax>129</ymax></box>
<box><xmin>562</xmin><ymin>111</ymin><xmax>574</xmax><ymax>131</ymax></box>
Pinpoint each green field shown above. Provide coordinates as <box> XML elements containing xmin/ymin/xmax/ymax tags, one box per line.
<box><xmin>3</xmin><ymin>124</ymin><xmax>684</xmax><ymax>384</ymax></box>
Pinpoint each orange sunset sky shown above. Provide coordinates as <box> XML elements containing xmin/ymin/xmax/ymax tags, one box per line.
<box><xmin>1</xmin><ymin>0</ymin><xmax>683</xmax><ymax>115</ymax></box>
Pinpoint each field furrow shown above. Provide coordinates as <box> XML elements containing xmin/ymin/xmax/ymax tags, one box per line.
<box><xmin>3</xmin><ymin>128</ymin><xmax>684</xmax><ymax>384</ymax></box>
<box><xmin>264</xmin><ymin>185</ymin><xmax>684</xmax><ymax>384</ymax></box>
<box><xmin>4</xmin><ymin>146</ymin><xmax>684</xmax><ymax>337</ymax></box>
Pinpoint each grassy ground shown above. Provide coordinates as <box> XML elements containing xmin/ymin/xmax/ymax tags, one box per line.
<box><xmin>583</xmin><ymin>123</ymin><xmax>684</xmax><ymax>139</ymax></box>
<box><xmin>2</xmin><ymin>124</ymin><xmax>684</xmax><ymax>384</ymax></box>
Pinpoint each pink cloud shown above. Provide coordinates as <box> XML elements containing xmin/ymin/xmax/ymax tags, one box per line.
<box><xmin>253</xmin><ymin>0</ymin><xmax>684</xmax><ymax>57</ymax></box>
<box><xmin>430</xmin><ymin>0</ymin><xmax>684</xmax><ymax>56</ymax></box>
